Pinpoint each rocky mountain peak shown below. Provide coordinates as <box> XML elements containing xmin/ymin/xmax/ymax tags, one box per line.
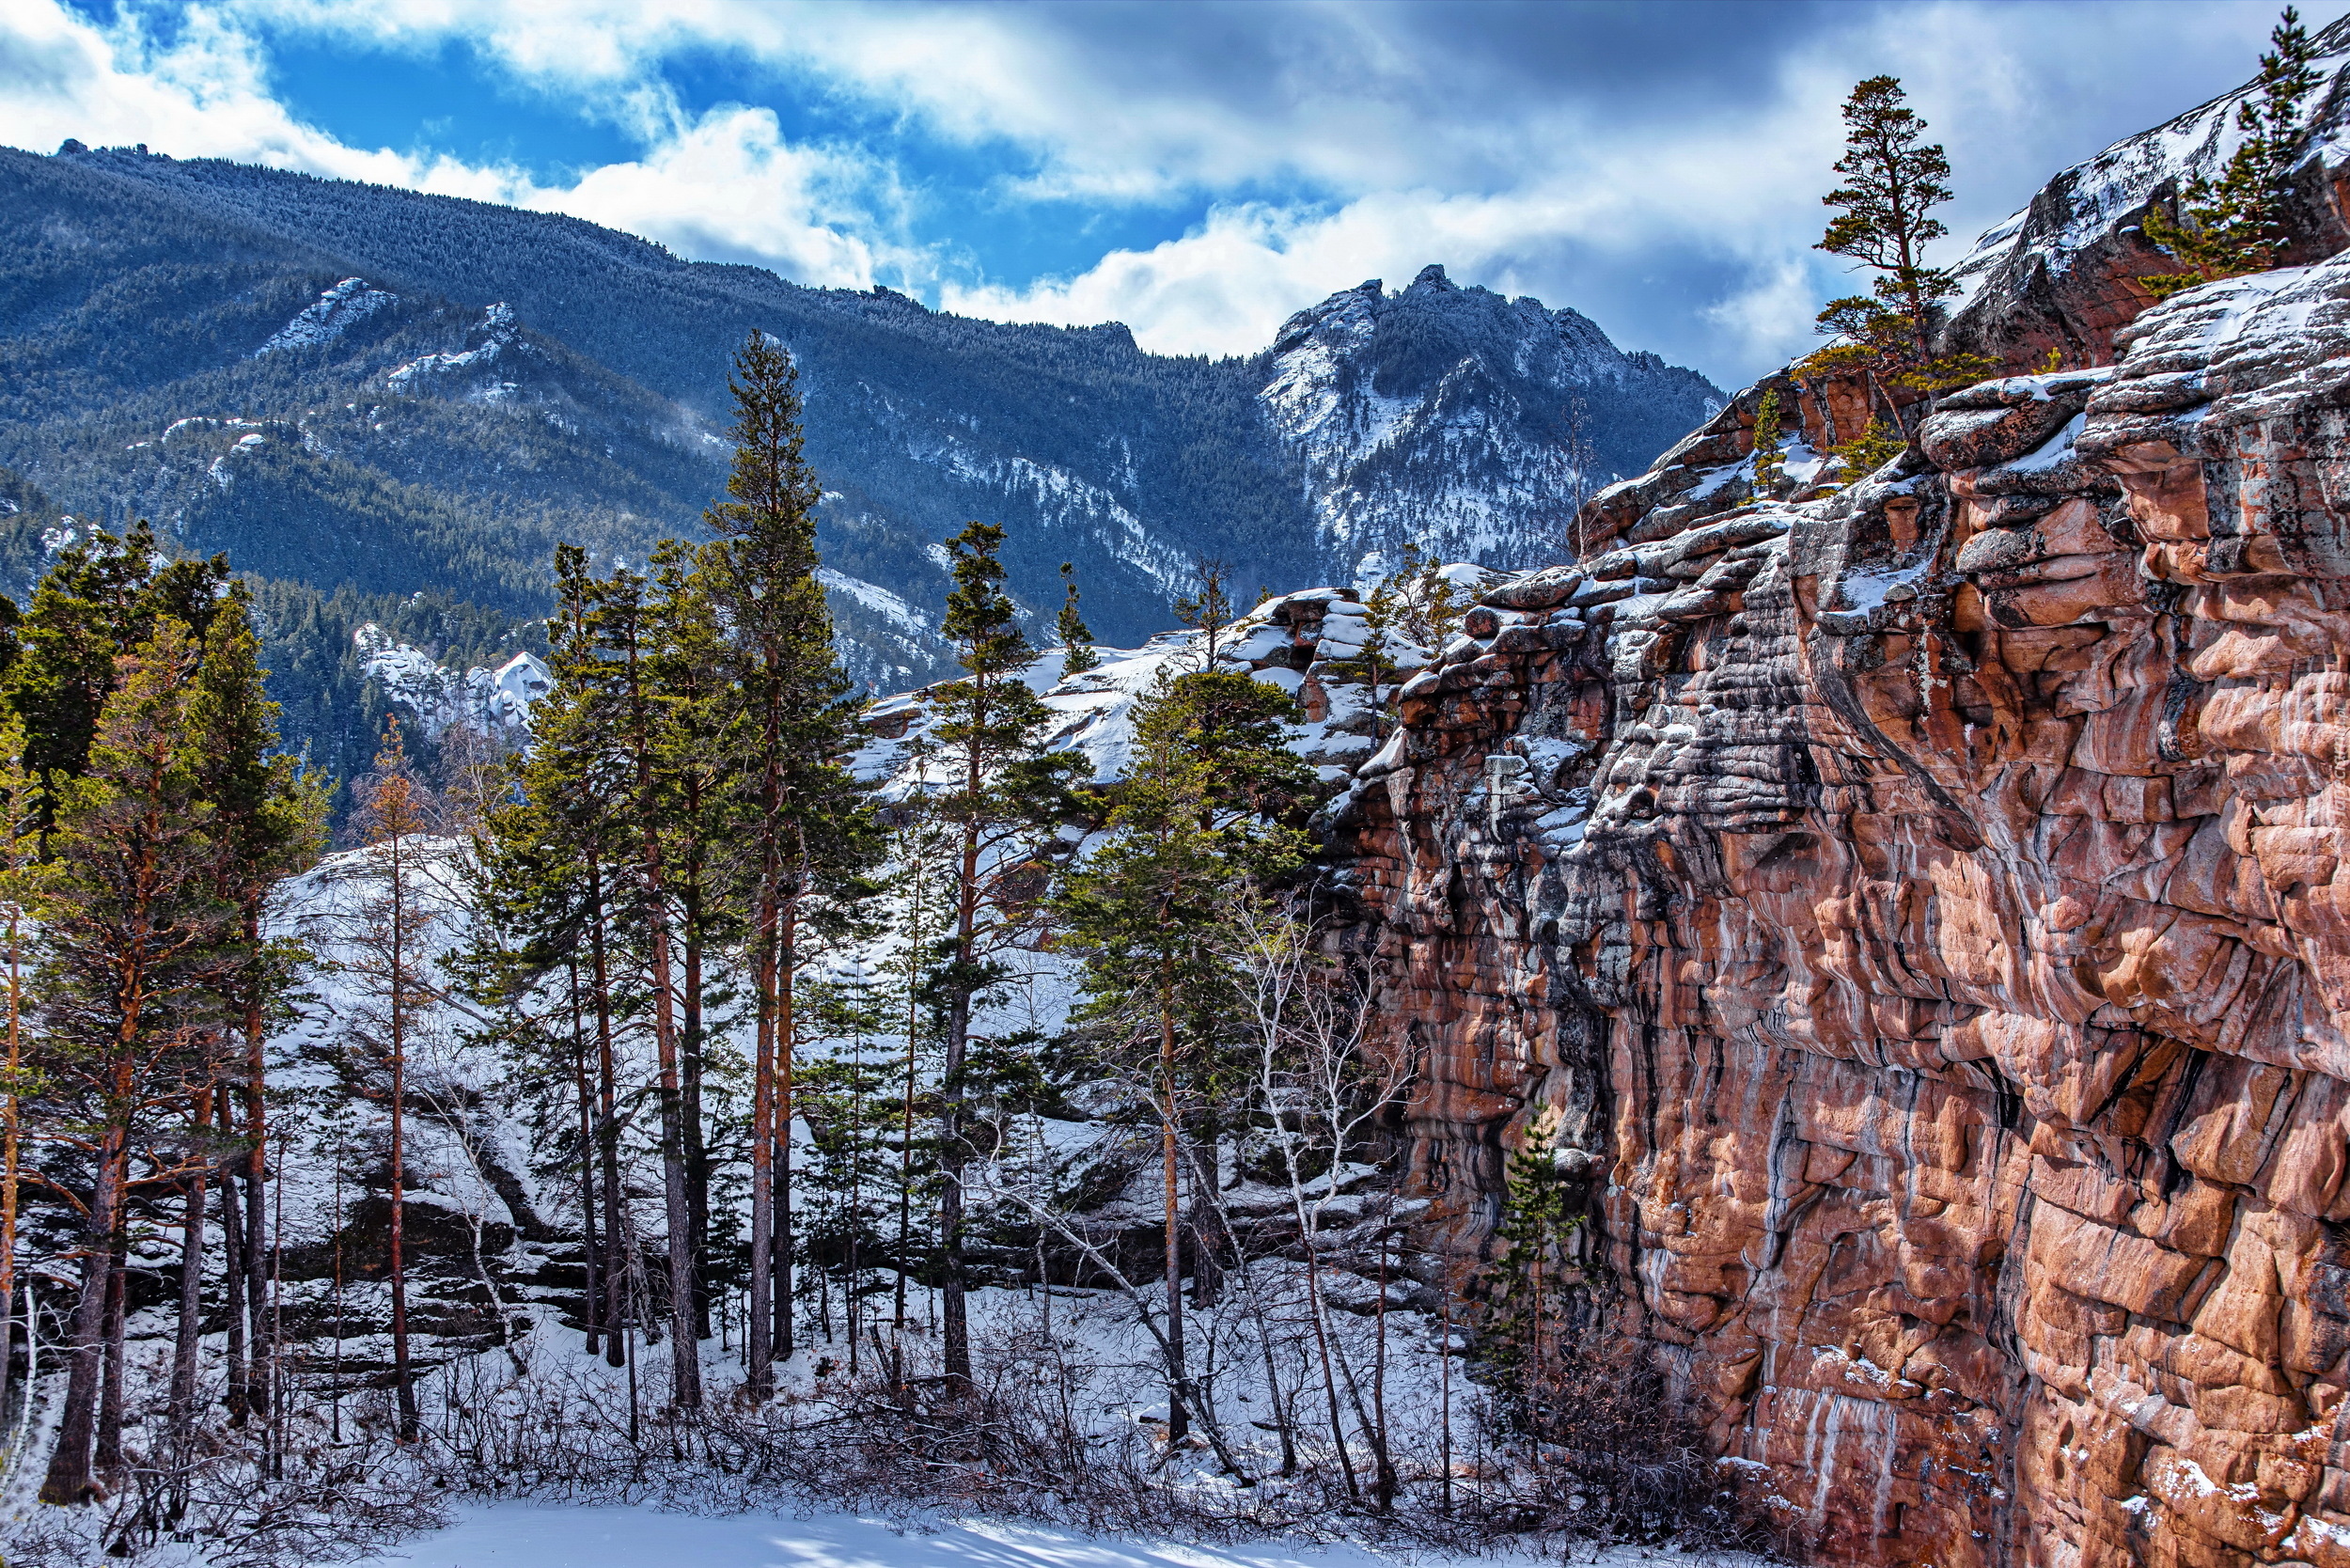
<box><xmin>1257</xmin><ymin>265</ymin><xmax>1721</xmax><ymax>582</ymax></box>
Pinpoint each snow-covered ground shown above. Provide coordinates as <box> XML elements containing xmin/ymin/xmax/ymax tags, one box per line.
<box><xmin>355</xmin><ymin>1501</ymin><xmax>1742</xmax><ymax>1568</ymax></box>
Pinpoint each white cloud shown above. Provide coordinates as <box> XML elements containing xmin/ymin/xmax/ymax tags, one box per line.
<box><xmin>0</xmin><ymin>0</ymin><xmax>895</xmax><ymax>289</ymax></box>
<box><xmin>5</xmin><ymin>0</ymin><xmax>2339</xmax><ymax>384</ymax></box>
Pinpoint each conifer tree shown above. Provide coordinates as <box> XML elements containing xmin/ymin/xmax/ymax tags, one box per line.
<box><xmin>1058</xmin><ymin>662</ymin><xmax>1309</xmax><ymax>1441</ymax></box>
<box><xmin>924</xmin><ymin>520</ymin><xmax>1085</xmax><ymax>1393</ymax></box>
<box><xmin>592</xmin><ymin>566</ymin><xmax>700</xmax><ymax>1406</ymax></box>
<box><xmin>0</xmin><ymin>707</ymin><xmax>32</xmax><ymax>1437</ymax></box>
<box><xmin>1056</xmin><ymin>562</ymin><xmax>1100</xmax><ymax>675</ymax></box>
<box><xmin>8</xmin><ymin>525</ymin><xmax>229</xmax><ymax>850</ymax></box>
<box><xmin>1806</xmin><ymin>77</ymin><xmax>1992</xmax><ymax>434</ymax></box>
<box><xmin>36</xmin><ymin>620</ymin><xmax>229</xmax><ymax>1503</ymax></box>
<box><xmin>344</xmin><ymin>718</ymin><xmax>443</xmax><ymax>1444</ymax></box>
<box><xmin>1172</xmin><ymin>558</ymin><xmax>1236</xmax><ymax>668</ymax></box>
<box><xmin>188</xmin><ymin>585</ymin><xmax>325</xmax><ymax>1431</ymax></box>
<box><xmin>1820</xmin><ymin>75</ymin><xmax>1956</xmax><ymax>365</ymax></box>
<box><xmin>649</xmin><ymin>541</ymin><xmax>735</xmax><ymax>1340</ymax></box>
<box><xmin>1477</xmin><ymin>1108</ymin><xmax>1583</xmax><ymax>1433</ymax></box>
<box><xmin>471</xmin><ymin>548</ymin><xmax>631</xmax><ymax>1364</ymax></box>
<box><xmin>704</xmin><ymin>331</ymin><xmax>874</xmax><ymax>1392</ymax></box>
<box><xmin>1747</xmin><ymin>385</ymin><xmax>1787</xmax><ymax>502</ymax></box>
<box><xmin>1326</xmin><ymin>590</ymin><xmax>1402</xmax><ymax>743</ymax></box>
<box><xmin>2144</xmin><ymin>8</ymin><xmax>2323</xmax><ymax>294</ymax></box>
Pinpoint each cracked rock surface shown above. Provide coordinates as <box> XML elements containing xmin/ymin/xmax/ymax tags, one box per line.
<box><xmin>1332</xmin><ymin>248</ymin><xmax>2350</xmax><ymax>1566</ymax></box>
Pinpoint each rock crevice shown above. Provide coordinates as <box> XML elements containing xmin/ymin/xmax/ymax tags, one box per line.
<box><xmin>1337</xmin><ymin>227</ymin><xmax>2350</xmax><ymax>1565</ymax></box>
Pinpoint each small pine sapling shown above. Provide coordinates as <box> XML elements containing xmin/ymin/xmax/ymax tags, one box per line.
<box><xmin>1476</xmin><ymin>1106</ymin><xmax>1584</xmax><ymax>1433</ymax></box>
<box><xmin>1747</xmin><ymin>385</ymin><xmax>1787</xmax><ymax>502</ymax></box>
<box><xmin>1056</xmin><ymin>562</ymin><xmax>1100</xmax><ymax>674</ymax></box>
<box><xmin>1831</xmin><ymin>418</ymin><xmax>1908</xmax><ymax>485</ymax></box>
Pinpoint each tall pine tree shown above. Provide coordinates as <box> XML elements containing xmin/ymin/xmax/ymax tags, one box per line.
<box><xmin>2144</xmin><ymin>8</ymin><xmax>2323</xmax><ymax>294</ymax></box>
<box><xmin>703</xmin><ymin>331</ymin><xmax>875</xmax><ymax>1393</ymax></box>
<box><xmin>1058</xmin><ymin>662</ymin><xmax>1309</xmax><ymax>1443</ymax></box>
<box><xmin>923</xmin><ymin>521</ymin><xmax>1085</xmax><ymax>1394</ymax></box>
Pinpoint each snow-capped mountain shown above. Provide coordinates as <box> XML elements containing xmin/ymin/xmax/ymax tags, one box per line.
<box><xmin>0</xmin><ymin>143</ymin><xmax>1719</xmax><ymax>780</ymax></box>
<box><xmin>1262</xmin><ymin>265</ymin><xmax>1721</xmax><ymax>583</ymax></box>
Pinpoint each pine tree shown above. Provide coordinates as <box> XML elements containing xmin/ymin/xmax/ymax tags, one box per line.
<box><xmin>1388</xmin><ymin>544</ymin><xmax>1463</xmax><ymax>651</ymax></box>
<box><xmin>1820</xmin><ymin>75</ymin><xmax>1956</xmax><ymax>365</ymax></box>
<box><xmin>648</xmin><ymin>540</ymin><xmax>735</xmax><ymax>1341</ymax></box>
<box><xmin>1056</xmin><ymin>562</ymin><xmax>1100</xmax><ymax>675</ymax></box>
<box><xmin>36</xmin><ymin>620</ymin><xmax>230</xmax><ymax>1503</ymax></box>
<box><xmin>344</xmin><ymin>718</ymin><xmax>444</xmax><ymax>1444</ymax></box>
<box><xmin>1829</xmin><ymin>418</ymin><xmax>1907</xmax><ymax>485</ymax></box>
<box><xmin>1747</xmin><ymin>385</ymin><xmax>1787</xmax><ymax>502</ymax></box>
<box><xmin>1807</xmin><ymin>77</ymin><xmax>1993</xmax><ymax>432</ymax></box>
<box><xmin>923</xmin><ymin>520</ymin><xmax>1086</xmax><ymax>1394</ymax></box>
<box><xmin>8</xmin><ymin>525</ymin><xmax>229</xmax><ymax>851</ymax></box>
<box><xmin>1172</xmin><ymin>557</ymin><xmax>1236</xmax><ymax>668</ymax></box>
<box><xmin>1476</xmin><ymin>1108</ymin><xmax>1584</xmax><ymax>1434</ymax></box>
<box><xmin>471</xmin><ymin>548</ymin><xmax>633</xmax><ymax>1366</ymax></box>
<box><xmin>1058</xmin><ymin>663</ymin><xmax>1310</xmax><ymax>1442</ymax></box>
<box><xmin>703</xmin><ymin>330</ymin><xmax>875</xmax><ymax>1393</ymax></box>
<box><xmin>591</xmin><ymin>566</ymin><xmax>702</xmax><ymax>1406</ymax></box>
<box><xmin>2143</xmin><ymin>8</ymin><xmax>2323</xmax><ymax>295</ymax></box>
<box><xmin>0</xmin><ymin>707</ymin><xmax>32</xmax><ymax>1441</ymax></box>
<box><xmin>187</xmin><ymin>585</ymin><xmax>325</xmax><ymax>1435</ymax></box>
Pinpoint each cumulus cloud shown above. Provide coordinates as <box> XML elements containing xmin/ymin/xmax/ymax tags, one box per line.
<box><xmin>4</xmin><ymin>0</ymin><xmax>2338</xmax><ymax>383</ymax></box>
<box><xmin>0</xmin><ymin>0</ymin><xmax>896</xmax><ymax>288</ymax></box>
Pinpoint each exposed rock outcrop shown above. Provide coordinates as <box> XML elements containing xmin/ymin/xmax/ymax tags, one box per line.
<box><xmin>1333</xmin><ymin>26</ymin><xmax>2350</xmax><ymax>1565</ymax></box>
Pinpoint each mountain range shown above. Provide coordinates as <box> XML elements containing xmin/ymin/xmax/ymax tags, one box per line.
<box><xmin>0</xmin><ymin>141</ymin><xmax>1719</xmax><ymax>783</ymax></box>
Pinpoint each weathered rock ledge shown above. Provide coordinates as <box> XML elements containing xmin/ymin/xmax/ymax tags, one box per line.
<box><xmin>1334</xmin><ymin>243</ymin><xmax>2350</xmax><ymax>1567</ymax></box>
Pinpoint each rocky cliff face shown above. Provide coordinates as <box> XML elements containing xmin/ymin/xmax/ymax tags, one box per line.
<box><xmin>1333</xmin><ymin>24</ymin><xmax>2350</xmax><ymax>1566</ymax></box>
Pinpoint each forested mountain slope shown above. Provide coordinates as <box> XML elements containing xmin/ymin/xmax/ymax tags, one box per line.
<box><xmin>0</xmin><ymin>143</ymin><xmax>1717</xmax><ymax>781</ymax></box>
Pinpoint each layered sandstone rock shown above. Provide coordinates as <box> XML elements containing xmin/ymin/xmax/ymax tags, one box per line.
<box><xmin>1332</xmin><ymin>209</ymin><xmax>2350</xmax><ymax>1568</ymax></box>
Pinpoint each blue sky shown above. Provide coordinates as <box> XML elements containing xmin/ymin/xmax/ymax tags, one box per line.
<box><xmin>6</xmin><ymin>0</ymin><xmax>2341</xmax><ymax>385</ymax></box>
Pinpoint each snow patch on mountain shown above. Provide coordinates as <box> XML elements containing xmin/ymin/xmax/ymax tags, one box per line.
<box><xmin>1948</xmin><ymin>21</ymin><xmax>2350</xmax><ymax>309</ymax></box>
<box><xmin>1258</xmin><ymin>267</ymin><xmax>1715</xmax><ymax>582</ymax></box>
<box><xmin>386</xmin><ymin>302</ymin><xmax>524</xmax><ymax>393</ymax></box>
<box><xmin>941</xmin><ymin>445</ymin><xmax>1189</xmax><ymax>590</ymax></box>
<box><xmin>254</xmin><ymin>275</ymin><xmax>395</xmax><ymax>356</ymax></box>
<box><xmin>817</xmin><ymin>567</ymin><xmax>929</xmax><ymax>639</ymax></box>
<box><xmin>355</xmin><ymin>623</ymin><xmax>551</xmax><ymax>740</ymax></box>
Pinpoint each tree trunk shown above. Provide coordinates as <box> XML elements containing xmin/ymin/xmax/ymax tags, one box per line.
<box><xmin>39</xmin><ymin>1124</ymin><xmax>124</xmax><ymax>1504</ymax></box>
<box><xmin>568</xmin><ymin>964</ymin><xmax>601</xmax><ymax>1356</ymax></box>
<box><xmin>588</xmin><ymin>857</ymin><xmax>626</xmax><ymax>1371</ymax></box>
<box><xmin>241</xmin><ymin>902</ymin><xmax>271</xmax><ymax>1424</ymax></box>
<box><xmin>94</xmin><ymin>1231</ymin><xmax>127</xmax><ymax>1480</ymax></box>
<box><xmin>775</xmin><ymin>902</ymin><xmax>797</xmax><ymax>1363</ymax></box>
<box><xmin>682</xmin><ymin>886</ymin><xmax>711</xmax><ymax>1341</ymax></box>
<box><xmin>1186</xmin><ymin>1129</ymin><xmax>1224</xmax><ymax>1309</ymax></box>
<box><xmin>216</xmin><ymin>1112</ymin><xmax>247</xmax><ymax>1425</ymax></box>
<box><xmin>940</xmin><ymin>734</ymin><xmax>984</xmax><ymax>1396</ymax></box>
<box><xmin>1159</xmin><ymin>989</ymin><xmax>1188</xmax><ymax>1442</ymax></box>
<box><xmin>169</xmin><ymin>1114</ymin><xmax>209</xmax><ymax>1429</ymax></box>
<box><xmin>0</xmin><ymin>907</ymin><xmax>22</xmax><ymax>1434</ymax></box>
<box><xmin>388</xmin><ymin>835</ymin><xmax>417</xmax><ymax>1443</ymax></box>
<box><xmin>747</xmin><ymin>899</ymin><xmax>775</xmax><ymax>1392</ymax></box>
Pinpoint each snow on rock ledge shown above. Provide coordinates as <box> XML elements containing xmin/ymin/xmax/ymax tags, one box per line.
<box><xmin>355</xmin><ymin>624</ymin><xmax>550</xmax><ymax>742</ymax></box>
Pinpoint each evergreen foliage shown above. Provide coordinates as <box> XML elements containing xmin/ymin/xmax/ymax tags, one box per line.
<box><xmin>2142</xmin><ymin>8</ymin><xmax>2324</xmax><ymax>295</ymax></box>
<box><xmin>1804</xmin><ymin>76</ymin><xmax>1994</xmax><ymax>445</ymax></box>
<box><xmin>1747</xmin><ymin>385</ymin><xmax>1787</xmax><ymax>502</ymax></box>
<box><xmin>1475</xmin><ymin>1108</ymin><xmax>1586</xmax><ymax>1432</ymax></box>
<box><xmin>923</xmin><ymin>518</ymin><xmax>1086</xmax><ymax>1392</ymax></box>
<box><xmin>1058</xmin><ymin>658</ymin><xmax>1310</xmax><ymax>1440</ymax></box>
<box><xmin>1056</xmin><ymin>561</ymin><xmax>1099</xmax><ymax>674</ymax></box>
